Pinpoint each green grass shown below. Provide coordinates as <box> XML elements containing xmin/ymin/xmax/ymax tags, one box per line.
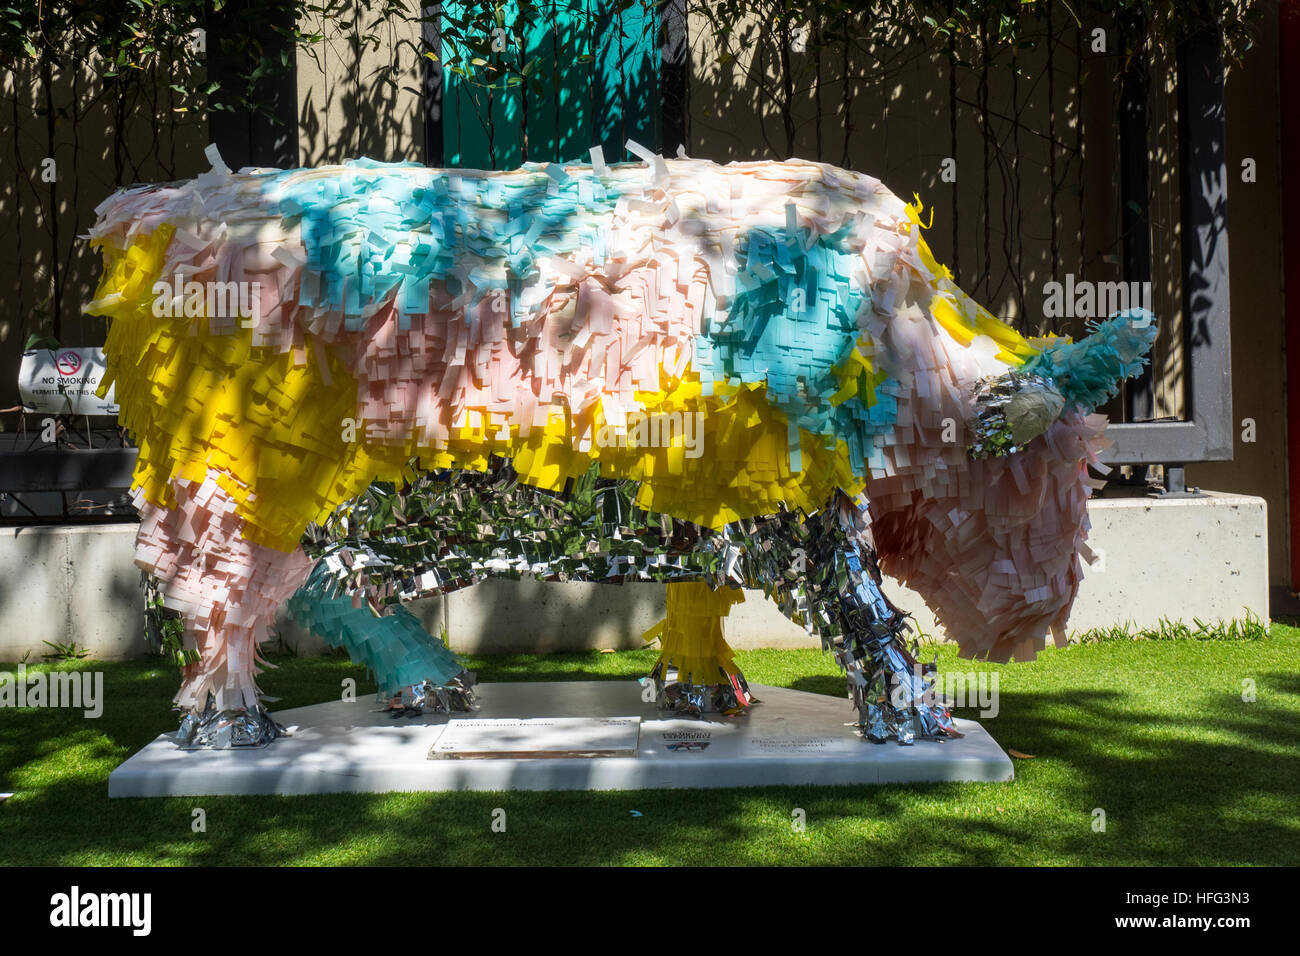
<box><xmin>1</xmin><ymin>622</ymin><xmax>1298</xmax><ymax>866</ymax></box>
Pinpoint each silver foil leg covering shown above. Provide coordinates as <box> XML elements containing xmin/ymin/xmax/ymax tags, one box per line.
<box><xmin>381</xmin><ymin>670</ymin><xmax>480</xmax><ymax>717</ymax></box>
<box><xmin>647</xmin><ymin>665</ymin><xmax>756</xmax><ymax>717</ymax></box>
<box><xmin>173</xmin><ymin>692</ymin><xmax>286</xmax><ymax>749</ymax></box>
<box><xmin>815</xmin><ymin>493</ymin><xmax>958</xmax><ymax>744</ymax></box>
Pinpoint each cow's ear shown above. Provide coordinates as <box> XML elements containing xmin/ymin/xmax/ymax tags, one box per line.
<box><xmin>965</xmin><ymin>374</ymin><xmax>1064</xmax><ymax>459</ymax></box>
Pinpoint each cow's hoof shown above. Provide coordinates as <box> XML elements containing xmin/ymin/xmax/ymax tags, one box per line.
<box><xmin>174</xmin><ymin>694</ymin><xmax>285</xmax><ymax>749</ymax></box>
<box><xmin>848</xmin><ymin>690</ymin><xmax>962</xmax><ymax>745</ymax></box>
<box><xmin>651</xmin><ymin>671</ymin><xmax>757</xmax><ymax>717</ymax></box>
<box><xmin>382</xmin><ymin>670</ymin><xmax>479</xmax><ymax>716</ymax></box>
<box><xmin>839</xmin><ymin>642</ymin><xmax>961</xmax><ymax>744</ymax></box>
<box><xmin>851</xmin><ymin>704</ymin><xmax>960</xmax><ymax>745</ymax></box>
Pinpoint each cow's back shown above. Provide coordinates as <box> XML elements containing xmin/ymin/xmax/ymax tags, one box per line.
<box><xmin>87</xmin><ymin>155</ymin><xmax>1045</xmax><ymax>552</ymax></box>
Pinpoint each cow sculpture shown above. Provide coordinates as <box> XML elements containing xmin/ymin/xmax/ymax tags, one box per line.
<box><xmin>86</xmin><ymin>146</ymin><xmax>1155</xmax><ymax>748</ymax></box>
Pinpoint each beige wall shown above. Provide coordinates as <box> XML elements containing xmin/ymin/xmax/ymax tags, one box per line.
<box><xmin>296</xmin><ymin>4</ymin><xmax>424</xmax><ymax>167</ymax></box>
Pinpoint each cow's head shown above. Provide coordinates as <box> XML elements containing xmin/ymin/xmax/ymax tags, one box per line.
<box><xmin>868</xmin><ymin>308</ymin><xmax>1156</xmax><ymax>663</ymax></box>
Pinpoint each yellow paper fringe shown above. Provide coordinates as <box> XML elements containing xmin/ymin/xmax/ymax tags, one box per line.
<box><xmin>89</xmin><ymin>229</ymin><xmax>867</xmax><ymax>552</ymax></box>
<box><xmin>643</xmin><ymin>581</ymin><xmax>745</xmax><ymax>684</ymax></box>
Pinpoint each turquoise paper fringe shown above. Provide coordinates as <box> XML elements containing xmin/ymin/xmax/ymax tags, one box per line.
<box><xmin>287</xmin><ymin>561</ymin><xmax>462</xmax><ymax>694</ymax></box>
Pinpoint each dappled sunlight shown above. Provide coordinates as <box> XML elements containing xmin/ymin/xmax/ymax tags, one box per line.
<box><xmin>1</xmin><ymin>627</ymin><xmax>1296</xmax><ymax>866</ymax></box>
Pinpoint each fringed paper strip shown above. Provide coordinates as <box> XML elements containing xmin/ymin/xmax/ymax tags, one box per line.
<box><xmin>644</xmin><ymin>581</ymin><xmax>746</xmax><ymax>687</ymax></box>
<box><xmin>133</xmin><ymin>469</ymin><xmax>314</xmax><ymax>714</ymax></box>
<box><xmin>287</xmin><ymin>562</ymin><xmax>463</xmax><ymax>694</ymax></box>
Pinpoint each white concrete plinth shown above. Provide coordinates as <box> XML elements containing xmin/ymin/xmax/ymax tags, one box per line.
<box><xmin>108</xmin><ymin>681</ymin><xmax>1013</xmax><ymax>797</ymax></box>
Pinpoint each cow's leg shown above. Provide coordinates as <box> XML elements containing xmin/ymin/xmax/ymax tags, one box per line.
<box><xmin>135</xmin><ymin>470</ymin><xmax>314</xmax><ymax>747</ymax></box>
<box><xmin>286</xmin><ymin>559</ymin><xmax>477</xmax><ymax>715</ymax></box>
<box><xmin>643</xmin><ymin>581</ymin><xmax>754</xmax><ymax>716</ymax></box>
<box><xmin>805</xmin><ymin>492</ymin><xmax>957</xmax><ymax>744</ymax></box>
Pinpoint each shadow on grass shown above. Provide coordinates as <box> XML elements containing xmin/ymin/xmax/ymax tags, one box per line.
<box><xmin>0</xmin><ymin>655</ymin><xmax>1297</xmax><ymax>865</ymax></box>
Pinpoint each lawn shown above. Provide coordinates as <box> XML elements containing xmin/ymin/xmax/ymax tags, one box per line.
<box><xmin>1</xmin><ymin>623</ymin><xmax>1297</xmax><ymax>866</ymax></box>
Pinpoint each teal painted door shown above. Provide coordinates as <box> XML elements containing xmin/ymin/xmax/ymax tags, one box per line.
<box><xmin>442</xmin><ymin>1</ymin><xmax>661</xmax><ymax>168</ymax></box>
